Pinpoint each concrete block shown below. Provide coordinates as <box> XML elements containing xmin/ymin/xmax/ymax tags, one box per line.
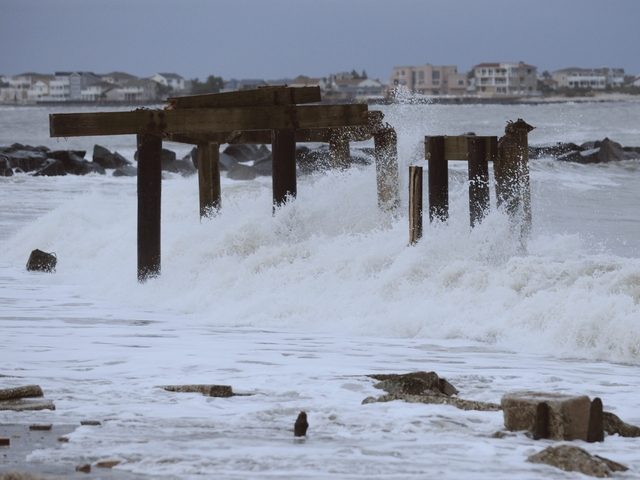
<box><xmin>501</xmin><ymin>391</ymin><xmax>591</xmax><ymax>441</ymax></box>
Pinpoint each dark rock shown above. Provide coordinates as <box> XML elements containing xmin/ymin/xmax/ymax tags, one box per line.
<box><xmin>2</xmin><ymin>149</ymin><xmax>48</xmax><ymax>172</ymax></box>
<box><xmin>223</xmin><ymin>144</ymin><xmax>263</xmax><ymax>163</ymax></box>
<box><xmin>26</xmin><ymin>249</ymin><xmax>57</xmax><ymax>272</ymax></box>
<box><xmin>166</xmin><ymin>158</ymin><xmax>197</xmax><ymax>177</ymax></box>
<box><xmin>219</xmin><ymin>152</ymin><xmax>238</xmax><ymax>172</ymax></box>
<box><xmin>529</xmin><ymin>142</ymin><xmax>582</xmax><ymax>160</ymax></box>
<box><xmin>76</xmin><ymin>464</ymin><xmax>91</xmax><ymax>473</ymax></box>
<box><xmin>49</xmin><ymin>150</ymin><xmax>105</xmax><ymax>175</ymax></box>
<box><xmin>253</xmin><ymin>153</ymin><xmax>273</xmax><ymax>176</ymax></box>
<box><xmin>294</xmin><ymin>412</ymin><xmax>308</xmax><ymax>437</ymax></box>
<box><xmin>227</xmin><ymin>163</ymin><xmax>257</xmax><ymax>180</ymax></box>
<box><xmin>113</xmin><ymin>165</ymin><xmax>137</xmax><ymax>177</ymax></box>
<box><xmin>189</xmin><ymin>147</ymin><xmax>198</xmax><ymax>169</ymax></box>
<box><xmin>597</xmin><ymin>137</ymin><xmax>630</xmax><ymax>162</ymax></box>
<box><xmin>623</xmin><ymin>146</ymin><xmax>640</xmax><ymax>156</ymax></box>
<box><xmin>80</xmin><ymin>420</ymin><xmax>102</xmax><ymax>426</ymax></box>
<box><xmin>33</xmin><ymin>159</ymin><xmax>66</xmax><ymax>177</ymax></box>
<box><xmin>369</xmin><ymin>371</ymin><xmax>458</xmax><ymax>397</ymax></box>
<box><xmin>0</xmin><ymin>155</ymin><xmax>13</xmax><ymax>176</ymax></box>
<box><xmin>48</xmin><ymin>150</ymin><xmax>86</xmax><ymax>162</ymax></box>
<box><xmin>527</xmin><ymin>445</ymin><xmax>627</xmax><ymax>478</ymax></box>
<box><xmin>558</xmin><ymin>148</ymin><xmax>599</xmax><ymax>164</ymax></box>
<box><xmin>160</xmin><ymin>384</ymin><xmax>234</xmax><ymax>397</ymax></box>
<box><xmin>161</xmin><ymin>148</ymin><xmax>176</xmax><ymax>169</ymax></box>
<box><xmin>603</xmin><ymin>410</ymin><xmax>640</xmax><ymax>437</ymax></box>
<box><xmin>92</xmin><ymin>145</ymin><xmax>131</xmax><ymax>169</ymax></box>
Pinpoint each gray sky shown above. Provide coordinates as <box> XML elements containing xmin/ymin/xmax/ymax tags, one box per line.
<box><xmin>1</xmin><ymin>0</ymin><xmax>639</xmax><ymax>82</ymax></box>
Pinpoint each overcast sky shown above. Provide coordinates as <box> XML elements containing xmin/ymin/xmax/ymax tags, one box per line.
<box><xmin>1</xmin><ymin>0</ymin><xmax>639</xmax><ymax>82</ymax></box>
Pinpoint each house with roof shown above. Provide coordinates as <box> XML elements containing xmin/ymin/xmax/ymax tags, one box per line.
<box><xmin>104</xmin><ymin>78</ymin><xmax>158</xmax><ymax>102</ymax></box>
<box><xmin>151</xmin><ymin>73</ymin><xmax>185</xmax><ymax>91</ymax></box>
<box><xmin>472</xmin><ymin>62</ymin><xmax>538</xmax><ymax>96</ymax></box>
<box><xmin>100</xmin><ymin>71</ymin><xmax>138</xmax><ymax>86</ymax></box>
<box><xmin>389</xmin><ymin>64</ymin><xmax>467</xmax><ymax>96</ymax></box>
<box><xmin>551</xmin><ymin>67</ymin><xmax>625</xmax><ymax>89</ymax></box>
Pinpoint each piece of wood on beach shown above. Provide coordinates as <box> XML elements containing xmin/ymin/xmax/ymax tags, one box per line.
<box><xmin>49</xmin><ymin>104</ymin><xmax>369</xmax><ymax>137</ymax></box>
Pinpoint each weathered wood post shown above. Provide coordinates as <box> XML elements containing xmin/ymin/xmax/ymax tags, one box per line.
<box><xmin>425</xmin><ymin>136</ymin><xmax>448</xmax><ymax>222</ymax></box>
<box><xmin>409</xmin><ymin>166</ymin><xmax>423</xmax><ymax>245</ymax></box>
<box><xmin>329</xmin><ymin>128</ymin><xmax>351</xmax><ymax>169</ymax></box>
<box><xmin>137</xmin><ymin>133</ymin><xmax>162</xmax><ymax>282</ymax></box>
<box><xmin>467</xmin><ymin>136</ymin><xmax>490</xmax><ymax>227</ymax></box>
<box><xmin>373</xmin><ymin>127</ymin><xmax>400</xmax><ymax>212</ymax></box>
<box><xmin>271</xmin><ymin>129</ymin><xmax>297</xmax><ymax>210</ymax></box>
<box><xmin>197</xmin><ymin>141</ymin><xmax>221</xmax><ymax>218</ymax></box>
<box><xmin>496</xmin><ymin>119</ymin><xmax>534</xmax><ymax>238</ymax></box>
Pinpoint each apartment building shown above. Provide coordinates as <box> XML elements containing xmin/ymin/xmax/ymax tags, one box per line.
<box><xmin>473</xmin><ymin>62</ymin><xmax>537</xmax><ymax>96</ymax></box>
<box><xmin>390</xmin><ymin>64</ymin><xmax>467</xmax><ymax>95</ymax></box>
<box><xmin>552</xmin><ymin>67</ymin><xmax>625</xmax><ymax>89</ymax></box>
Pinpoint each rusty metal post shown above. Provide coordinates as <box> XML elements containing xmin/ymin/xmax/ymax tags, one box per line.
<box><xmin>137</xmin><ymin>133</ymin><xmax>162</xmax><ymax>282</ymax></box>
<box><xmin>271</xmin><ymin>129</ymin><xmax>297</xmax><ymax>210</ymax></box>
<box><xmin>197</xmin><ymin>142</ymin><xmax>221</xmax><ymax>218</ymax></box>
<box><xmin>409</xmin><ymin>166</ymin><xmax>423</xmax><ymax>245</ymax></box>
<box><xmin>373</xmin><ymin>127</ymin><xmax>400</xmax><ymax>212</ymax></box>
<box><xmin>426</xmin><ymin>136</ymin><xmax>448</xmax><ymax>222</ymax></box>
<box><xmin>496</xmin><ymin>119</ymin><xmax>534</xmax><ymax>238</ymax></box>
<box><xmin>467</xmin><ymin>136</ymin><xmax>490</xmax><ymax>227</ymax></box>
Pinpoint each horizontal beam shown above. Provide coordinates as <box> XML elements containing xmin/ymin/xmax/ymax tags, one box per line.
<box><xmin>50</xmin><ymin>104</ymin><xmax>368</xmax><ymax>138</ymax></box>
<box><xmin>166</xmin><ymin>86</ymin><xmax>321</xmax><ymax>109</ymax></box>
<box><xmin>425</xmin><ymin>135</ymin><xmax>497</xmax><ymax>162</ymax></box>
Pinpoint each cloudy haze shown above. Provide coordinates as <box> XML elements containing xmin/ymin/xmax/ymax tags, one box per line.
<box><xmin>1</xmin><ymin>0</ymin><xmax>639</xmax><ymax>82</ymax></box>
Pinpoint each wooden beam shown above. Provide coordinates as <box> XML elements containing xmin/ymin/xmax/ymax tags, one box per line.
<box><xmin>137</xmin><ymin>133</ymin><xmax>162</xmax><ymax>282</ymax></box>
<box><xmin>272</xmin><ymin>129</ymin><xmax>296</xmax><ymax>210</ymax></box>
<box><xmin>424</xmin><ymin>135</ymin><xmax>497</xmax><ymax>162</ymax></box>
<box><xmin>166</xmin><ymin>86</ymin><xmax>321</xmax><ymax>109</ymax></box>
<box><xmin>50</xmin><ymin>104</ymin><xmax>368</xmax><ymax>137</ymax></box>
<box><xmin>197</xmin><ymin>142</ymin><xmax>221</xmax><ymax>218</ymax></box>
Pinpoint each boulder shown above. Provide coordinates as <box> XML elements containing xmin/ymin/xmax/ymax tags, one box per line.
<box><xmin>33</xmin><ymin>159</ymin><xmax>67</xmax><ymax>177</ymax></box>
<box><xmin>529</xmin><ymin>142</ymin><xmax>582</xmax><ymax>160</ymax></box>
<box><xmin>603</xmin><ymin>410</ymin><xmax>640</xmax><ymax>437</ymax></box>
<box><xmin>527</xmin><ymin>445</ymin><xmax>627</xmax><ymax>478</ymax></box>
<box><xmin>294</xmin><ymin>412</ymin><xmax>308</xmax><ymax>437</ymax></box>
<box><xmin>26</xmin><ymin>249</ymin><xmax>57</xmax><ymax>272</ymax></box>
<box><xmin>296</xmin><ymin>145</ymin><xmax>331</xmax><ymax>174</ymax></box>
<box><xmin>113</xmin><ymin>165</ymin><xmax>137</xmax><ymax>177</ymax></box>
<box><xmin>92</xmin><ymin>145</ymin><xmax>131</xmax><ymax>169</ymax></box>
<box><xmin>0</xmin><ymin>155</ymin><xmax>13</xmax><ymax>176</ymax></box>
<box><xmin>223</xmin><ymin>144</ymin><xmax>263</xmax><ymax>163</ymax></box>
<box><xmin>219</xmin><ymin>152</ymin><xmax>238</xmax><ymax>171</ymax></box>
<box><xmin>161</xmin><ymin>148</ymin><xmax>177</xmax><ymax>169</ymax></box>
<box><xmin>227</xmin><ymin>163</ymin><xmax>258</xmax><ymax>180</ymax></box>
<box><xmin>48</xmin><ymin>150</ymin><xmax>105</xmax><ymax>175</ymax></box>
<box><xmin>253</xmin><ymin>154</ymin><xmax>273</xmax><ymax>176</ymax></box>
<box><xmin>501</xmin><ymin>391</ymin><xmax>593</xmax><ymax>441</ymax></box>
<box><xmin>597</xmin><ymin>137</ymin><xmax>630</xmax><ymax>162</ymax></box>
<box><xmin>48</xmin><ymin>150</ymin><xmax>86</xmax><ymax>162</ymax></box>
<box><xmin>2</xmin><ymin>149</ymin><xmax>48</xmax><ymax>172</ymax></box>
<box><xmin>166</xmin><ymin>158</ymin><xmax>197</xmax><ymax>177</ymax></box>
<box><xmin>369</xmin><ymin>371</ymin><xmax>459</xmax><ymax>397</ymax></box>
<box><xmin>160</xmin><ymin>384</ymin><xmax>234</xmax><ymax>397</ymax></box>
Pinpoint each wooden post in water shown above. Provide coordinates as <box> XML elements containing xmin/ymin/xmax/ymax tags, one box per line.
<box><xmin>373</xmin><ymin>127</ymin><xmax>400</xmax><ymax>212</ymax></box>
<box><xmin>425</xmin><ymin>136</ymin><xmax>448</xmax><ymax>222</ymax></box>
<box><xmin>329</xmin><ymin>128</ymin><xmax>351</xmax><ymax>169</ymax></box>
<box><xmin>137</xmin><ymin>133</ymin><xmax>162</xmax><ymax>282</ymax></box>
<box><xmin>409</xmin><ymin>166</ymin><xmax>423</xmax><ymax>245</ymax></box>
<box><xmin>271</xmin><ymin>129</ymin><xmax>297</xmax><ymax>210</ymax></box>
<box><xmin>496</xmin><ymin>119</ymin><xmax>534</xmax><ymax>238</ymax></box>
<box><xmin>467</xmin><ymin>136</ymin><xmax>490</xmax><ymax>227</ymax></box>
<box><xmin>197</xmin><ymin>142</ymin><xmax>221</xmax><ymax>218</ymax></box>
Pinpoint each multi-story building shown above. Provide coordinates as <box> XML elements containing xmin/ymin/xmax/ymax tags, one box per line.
<box><xmin>104</xmin><ymin>78</ymin><xmax>158</xmax><ymax>102</ymax></box>
<box><xmin>552</xmin><ymin>67</ymin><xmax>625</xmax><ymax>89</ymax></box>
<box><xmin>389</xmin><ymin>64</ymin><xmax>467</xmax><ymax>95</ymax></box>
<box><xmin>100</xmin><ymin>71</ymin><xmax>138</xmax><ymax>86</ymax></box>
<box><xmin>152</xmin><ymin>73</ymin><xmax>185</xmax><ymax>91</ymax></box>
<box><xmin>473</xmin><ymin>62</ymin><xmax>537</xmax><ymax>96</ymax></box>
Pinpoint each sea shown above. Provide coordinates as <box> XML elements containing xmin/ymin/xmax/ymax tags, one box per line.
<box><xmin>1</xmin><ymin>100</ymin><xmax>639</xmax><ymax>479</ymax></box>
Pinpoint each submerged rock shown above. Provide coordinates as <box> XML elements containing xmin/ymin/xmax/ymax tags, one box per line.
<box><xmin>113</xmin><ymin>165</ymin><xmax>137</xmax><ymax>177</ymax></box>
<box><xmin>26</xmin><ymin>249</ymin><xmax>57</xmax><ymax>272</ymax></box>
<box><xmin>294</xmin><ymin>411</ymin><xmax>308</xmax><ymax>437</ymax></box>
<box><xmin>527</xmin><ymin>445</ymin><xmax>627</xmax><ymax>478</ymax></box>
<box><xmin>33</xmin><ymin>159</ymin><xmax>66</xmax><ymax>177</ymax></box>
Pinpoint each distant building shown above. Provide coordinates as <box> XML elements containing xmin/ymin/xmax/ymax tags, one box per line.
<box><xmin>389</xmin><ymin>64</ymin><xmax>468</xmax><ymax>95</ymax></box>
<box><xmin>552</xmin><ymin>67</ymin><xmax>625</xmax><ymax>89</ymax></box>
<box><xmin>80</xmin><ymin>81</ymin><xmax>116</xmax><ymax>101</ymax></box>
<box><xmin>104</xmin><ymin>78</ymin><xmax>158</xmax><ymax>102</ymax></box>
<box><xmin>152</xmin><ymin>73</ymin><xmax>185</xmax><ymax>91</ymax></box>
<box><xmin>473</xmin><ymin>62</ymin><xmax>538</xmax><ymax>96</ymax></box>
<box><xmin>290</xmin><ymin>76</ymin><xmax>328</xmax><ymax>90</ymax></box>
<box><xmin>100</xmin><ymin>71</ymin><xmax>138</xmax><ymax>86</ymax></box>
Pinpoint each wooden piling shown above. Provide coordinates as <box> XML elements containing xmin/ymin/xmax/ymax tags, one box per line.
<box><xmin>329</xmin><ymin>128</ymin><xmax>351</xmax><ymax>169</ymax></box>
<box><xmin>467</xmin><ymin>136</ymin><xmax>490</xmax><ymax>227</ymax></box>
<box><xmin>271</xmin><ymin>129</ymin><xmax>297</xmax><ymax>210</ymax></box>
<box><xmin>197</xmin><ymin>142</ymin><xmax>221</xmax><ymax>218</ymax></box>
<box><xmin>409</xmin><ymin>166</ymin><xmax>423</xmax><ymax>245</ymax></box>
<box><xmin>137</xmin><ymin>133</ymin><xmax>162</xmax><ymax>282</ymax></box>
<box><xmin>496</xmin><ymin>119</ymin><xmax>534</xmax><ymax>238</ymax></box>
<box><xmin>373</xmin><ymin>127</ymin><xmax>400</xmax><ymax>212</ymax></box>
<box><xmin>425</xmin><ymin>136</ymin><xmax>448</xmax><ymax>222</ymax></box>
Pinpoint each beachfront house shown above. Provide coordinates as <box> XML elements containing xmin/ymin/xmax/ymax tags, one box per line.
<box><xmin>104</xmin><ymin>78</ymin><xmax>158</xmax><ymax>102</ymax></box>
<box><xmin>552</xmin><ymin>67</ymin><xmax>626</xmax><ymax>89</ymax></box>
<box><xmin>389</xmin><ymin>64</ymin><xmax>468</xmax><ymax>96</ymax></box>
<box><xmin>151</xmin><ymin>73</ymin><xmax>185</xmax><ymax>92</ymax></box>
<box><xmin>100</xmin><ymin>71</ymin><xmax>138</xmax><ymax>86</ymax></box>
<box><xmin>473</xmin><ymin>62</ymin><xmax>538</xmax><ymax>96</ymax></box>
